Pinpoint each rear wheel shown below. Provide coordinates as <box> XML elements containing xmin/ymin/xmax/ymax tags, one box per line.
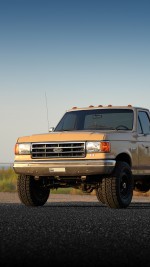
<box><xmin>17</xmin><ymin>175</ymin><xmax>50</xmax><ymax>206</ymax></box>
<box><xmin>102</xmin><ymin>161</ymin><xmax>133</xmax><ymax>209</ymax></box>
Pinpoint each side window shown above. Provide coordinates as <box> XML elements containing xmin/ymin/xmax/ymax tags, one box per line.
<box><xmin>138</xmin><ymin>111</ymin><xmax>150</xmax><ymax>134</ymax></box>
<box><xmin>138</xmin><ymin>117</ymin><xmax>143</xmax><ymax>134</ymax></box>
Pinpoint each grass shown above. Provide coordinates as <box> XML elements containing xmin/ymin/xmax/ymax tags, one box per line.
<box><xmin>0</xmin><ymin>167</ymin><xmax>17</xmax><ymax>192</ymax></box>
<box><xmin>0</xmin><ymin>167</ymin><xmax>150</xmax><ymax>196</ymax></box>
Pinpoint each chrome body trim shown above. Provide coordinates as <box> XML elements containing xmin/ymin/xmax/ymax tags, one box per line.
<box><xmin>13</xmin><ymin>159</ymin><xmax>116</xmax><ymax>176</ymax></box>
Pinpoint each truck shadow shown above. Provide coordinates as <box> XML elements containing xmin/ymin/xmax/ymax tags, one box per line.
<box><xmin>1</xmin><ymin>202</ymin><xmax>150</xmax><ymax>209</ymax></box>
<box><xmin>45</xmin><ymin>201</ymin><xmax>150</xmax><ymax>209</ymax></box>
<box><xmin>46</xmin><ymin>202</ymin><xmax>106</xmax><ymax>208</ymax></box>
<box><xmin>129</xmin><ymin>202</ymin><xmax>150</xmax><ymax>209</ymax></box>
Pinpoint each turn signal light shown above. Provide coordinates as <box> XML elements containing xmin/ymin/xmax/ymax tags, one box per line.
<box><xmin>14</xmin><ymin>144</ymin><xmax>19</xmax><ymax>155</ymax></box>
<box><xmin>100</xmin><ymin>141</ymin><xmax>111</xmax><ymax>152</ymax></box>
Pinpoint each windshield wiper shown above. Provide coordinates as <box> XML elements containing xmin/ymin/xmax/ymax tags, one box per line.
<box><xmin>96</xmin><ymin>126</ymin><xmax>116</xmax><ymax>130</ymax></box>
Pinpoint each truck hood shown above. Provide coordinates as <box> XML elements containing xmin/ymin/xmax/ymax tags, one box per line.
<box><xmin>17</xmin><ymin>130</ymin><xmax>134</xmax><ymax>143</ymax></box>
<box><xmin>17</xmin><ymin>131</ymin><xmax>107</xmax><ymax>143</ymax></box>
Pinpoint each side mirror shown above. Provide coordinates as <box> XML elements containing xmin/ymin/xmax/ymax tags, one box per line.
<box><xmin>49</xmin><ymin>127</ymin><xmax>55</xmax><ymax>132</ymax></box>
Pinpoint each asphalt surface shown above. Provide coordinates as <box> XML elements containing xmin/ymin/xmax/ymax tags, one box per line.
<box><xmin>1</xmin><ymin>195</ymin><xmax>150</xmax><ymax>267</ymax></box>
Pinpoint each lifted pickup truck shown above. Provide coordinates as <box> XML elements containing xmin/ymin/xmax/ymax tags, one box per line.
<box><xmin>13</xmin><ymin>105</ymin><xmax>150</xmax><ymax>209</ymax></box>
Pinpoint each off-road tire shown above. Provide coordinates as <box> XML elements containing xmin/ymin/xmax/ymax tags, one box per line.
<box><xmin>17</xmin><ymin>175</ymin><xmax>50</xmax><ymax>206</ymax></box>
<box><xmin>102</xmin><ymin>161</ymin><xmax>133</xmax><ymax>209</ymax></box>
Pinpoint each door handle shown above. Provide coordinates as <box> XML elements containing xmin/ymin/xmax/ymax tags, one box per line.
<box><xmin>142</xmin><ymin>144</ymin><xmax>149</xmax><ymax>149</ymax></box>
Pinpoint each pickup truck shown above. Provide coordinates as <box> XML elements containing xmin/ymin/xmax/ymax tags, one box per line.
<box><xmin>13</xmin><ymin>105</ymin><xmax>150</xmax><ymax>209</ymax></box>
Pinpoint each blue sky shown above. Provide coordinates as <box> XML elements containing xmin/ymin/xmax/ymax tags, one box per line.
<box><xmin>0</xmin><ymin>0</ymin><xmax>150</xmax><ymax>162</ymax></box>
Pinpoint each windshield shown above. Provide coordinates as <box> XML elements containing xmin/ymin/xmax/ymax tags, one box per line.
<box><xmin>55</xmin><ymin>109</ymin><xmax>134</xmax><ymax>131</ymax></box>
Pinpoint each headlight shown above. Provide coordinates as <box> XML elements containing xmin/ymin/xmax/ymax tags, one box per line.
<box><xmin>86</xmin><ymin>142</ymin><xmax>100</xmax><ymax>152</ymax></box>
<box><xmin>14</xmin><ymin>143</ymin><xmax>31</xmax><ymax>155</ymax></box>
<box><xmin>86</xmin><ymin>141</ymin><xmax>110</xmax><ymax>153</ymax></box>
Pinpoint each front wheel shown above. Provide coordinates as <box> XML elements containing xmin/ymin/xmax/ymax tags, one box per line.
<box><xmin>17</xmin><ymin>175</ymin><xmax>50</xmax><ymax>206</ymax></box>
<box><xmin>102</xmin><ymin>161</ymin><xmax>133</xmax><ymax>209</ymax></box>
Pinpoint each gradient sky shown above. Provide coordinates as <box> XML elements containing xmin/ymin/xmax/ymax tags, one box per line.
<box><xmin>0</xmin><ymin>0</ymin><xmax>150</xmax><ymax>162</ymax></box>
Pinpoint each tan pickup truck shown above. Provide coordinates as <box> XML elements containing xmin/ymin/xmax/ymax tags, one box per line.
<box><xmin>13</xmin><ymin>105</ymin><xmax>150</xmax><ymax>209</ymax></box>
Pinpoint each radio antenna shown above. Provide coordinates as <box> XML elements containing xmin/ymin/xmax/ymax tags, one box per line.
<box><xmin>45</xmin><ymin>92</ymin><xmax>49</xmax><ymax>132</ymax></box>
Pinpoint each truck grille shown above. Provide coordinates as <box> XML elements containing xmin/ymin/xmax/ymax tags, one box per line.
<box><xmin>31</xmin><ymin>142</ymin><xmax>86</xmax><ymax>158</ymax></box>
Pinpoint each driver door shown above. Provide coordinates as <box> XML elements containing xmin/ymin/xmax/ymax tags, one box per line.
<box><xmin>137</xmin><ymin>110</ymin><xmax>150</xmax><ymax>174</ymax></box>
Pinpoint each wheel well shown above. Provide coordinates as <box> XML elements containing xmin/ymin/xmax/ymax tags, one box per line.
<box><xmin>116</xmin><ymin>153</ymin><xmax>131</xmax><ymax>167</ymax></box>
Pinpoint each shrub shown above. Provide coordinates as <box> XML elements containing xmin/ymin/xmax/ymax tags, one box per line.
<box><xmin>0</xmin><ymin>167</ymin><xmax>17</xmax><ymax>192</ymax></box>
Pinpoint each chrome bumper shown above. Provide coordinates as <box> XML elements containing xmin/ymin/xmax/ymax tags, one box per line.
<box><xmin>13</xmin><ymin>159</ymin><xmax>116</xmax><ymax>176</ymax></box>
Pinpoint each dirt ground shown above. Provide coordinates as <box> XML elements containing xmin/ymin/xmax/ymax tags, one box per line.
<box><xmin>0</xmin><ymin>192</ymin><xmax>150</xmax><ymax>204</ymax></box>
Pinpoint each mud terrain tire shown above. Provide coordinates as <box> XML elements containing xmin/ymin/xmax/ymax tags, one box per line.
<box><xmin>102</xmin><ymin>161</ymin><xmax>133</xmax><ymax>209</ymax></box>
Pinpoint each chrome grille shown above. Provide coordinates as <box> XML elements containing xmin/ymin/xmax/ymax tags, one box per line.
<box><xmin>31</xmin><ymin>142</ymin><xmax>85</xmax><ymax>158</ymax></box>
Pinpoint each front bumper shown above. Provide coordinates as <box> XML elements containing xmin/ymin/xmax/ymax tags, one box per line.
<box><xmin>13</xmin><ymin>159</ymin><xmax>116</xmax><ymax>176</ymax></box>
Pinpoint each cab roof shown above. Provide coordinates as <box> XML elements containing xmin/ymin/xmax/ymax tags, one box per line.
<box><xmin>67</xmin><ymin>105</ymin><xmax>149</xmax><ymax>112</ymax></box>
